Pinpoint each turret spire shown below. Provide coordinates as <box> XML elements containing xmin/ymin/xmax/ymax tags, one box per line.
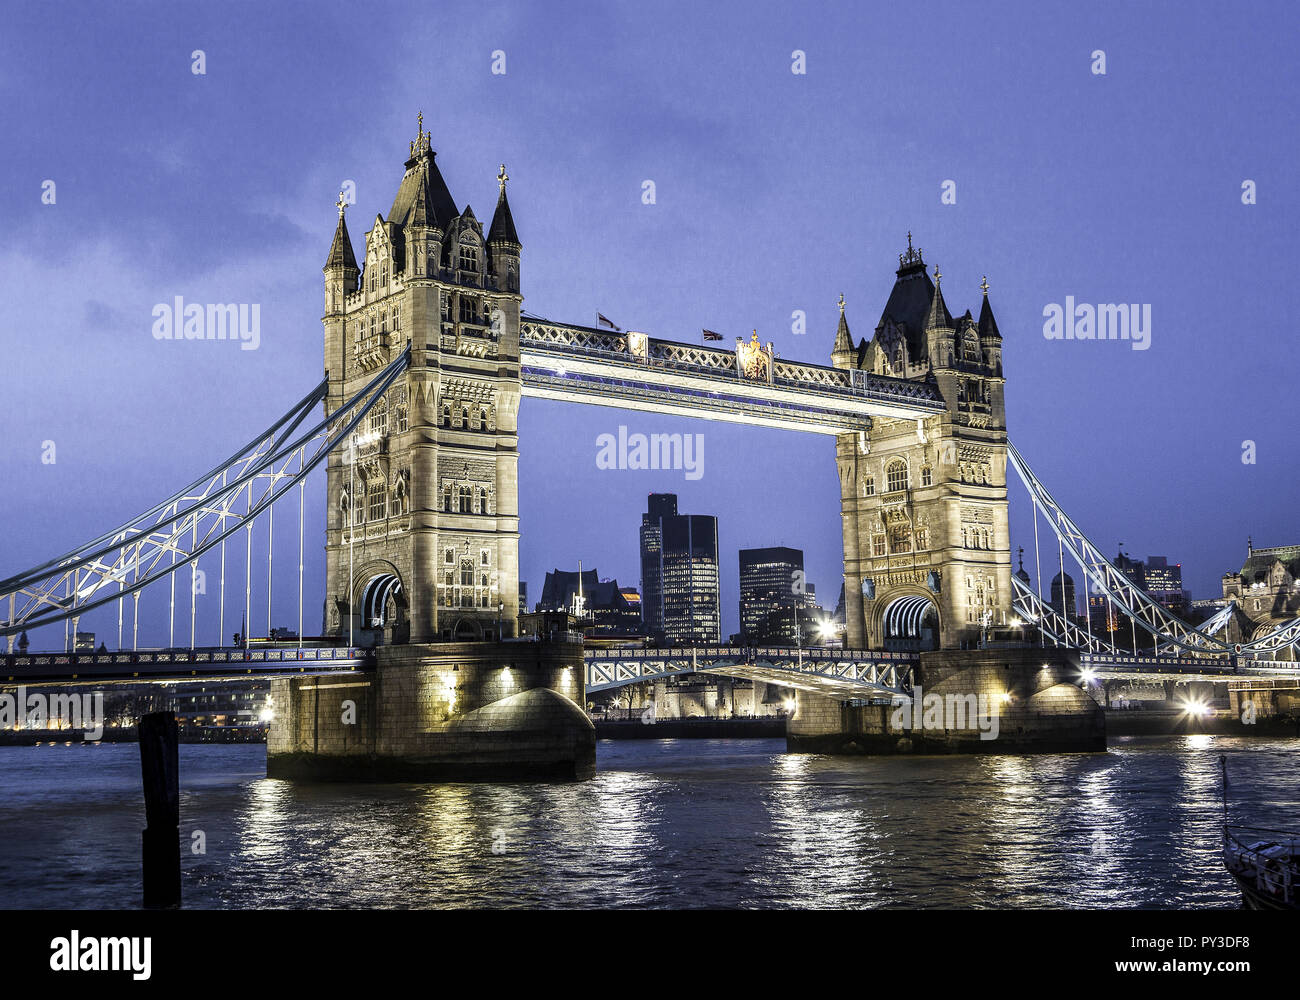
<box><xmin>924</xmin><ymin>264</ymin><xmax>952</xmax><ymax>331</ymax></box>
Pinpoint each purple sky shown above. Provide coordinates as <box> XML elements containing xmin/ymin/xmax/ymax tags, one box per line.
<box><xmin>3</xmin><ymin>1</ymin><xmax>1297</xmax><ymax>647</ymax></box>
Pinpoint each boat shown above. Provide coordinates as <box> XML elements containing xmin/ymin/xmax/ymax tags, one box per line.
<box><xmin>1219</xmin><ymin>755</ymin><xmax>1300</xmax><ymax>909</ymax></box>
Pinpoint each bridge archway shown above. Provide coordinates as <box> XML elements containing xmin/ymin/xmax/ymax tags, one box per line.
<box><xmin>876</xmin><ymin>592</ymin><xmax>940</xmax><ymax>652</ymax></box>
<box><xmin>354</xmin><ymin>565</ymin><xmax>409</xmax><ymax>644</ymax></box>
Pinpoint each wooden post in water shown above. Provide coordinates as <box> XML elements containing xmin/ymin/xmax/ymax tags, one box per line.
<box><xmin>138</xmin><ymin>711</ymin><xmax>181</xmax><ymax>908</ymax></box>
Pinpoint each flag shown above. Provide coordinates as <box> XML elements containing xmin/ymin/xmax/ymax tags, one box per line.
<box><xmin>597</xmin><ymin>313</ymin><xmax>621</xmax><ymax>331</ymax></box>
<box><xmin>702</xmin><ymin>329</ymin><xmax>723</xmax><ymax>341</ymax></box>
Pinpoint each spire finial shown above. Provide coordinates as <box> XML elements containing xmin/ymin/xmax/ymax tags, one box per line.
<box><xmin>335</xmin><ymin>191</ymin><xmax>348</xmax><ymax>219</ymax></box>
<box><xmin>411</xmin><ymin>111</ymin><xmax>430</xmax><ymax>157</ymax></box>
<box><xmin>837</xmin><ymin>293</ymin><xmax>845</xmax><ymax>315</ymax></box>
<box><xmin>980</xmin><ymin>275</ymin><xmax>990</xmax><ymax>295</ymax></box>
<box><xmin>907</xmin><ymin>231</ymin><xmax>913</xmax><ymax>253</ymax></box>
<box><xmin>498</xmin><ymin>163</ymin><xmax>509</xmax><ymax>194</ymax></box>
<box><xmin>1017</xmin><ymin>546</ymin><xmax>1025</xmax><ymax>572</ymax></box>
<box><xmin>933</xmin><ymin>264</ymin><xmax>942</xmax><ymax>284</ymax></box>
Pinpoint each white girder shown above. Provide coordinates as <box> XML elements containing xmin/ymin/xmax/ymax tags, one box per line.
<box><xmin>1</xmin><ymin>349</ymin><xmax>410</xmax><ymax>638</ymax></box>
<box><xmin>1007</xmin><ymin>441</ymin><xmax>1300</xmax><ymax>656</ymax></box>
<box><xmin>584</xmin><ymin>646</ymin><xmax>914</xmax><ymax>697</ymax></box>
<box><xmin>1011</xmin><ymin>574</ymin><xmax>1123</xmax><ymax>654</ymax></box>
<box><xmin>883</xmin><ymin>595</ymin><xmax>935</xmax><ymax>638</ymax></box>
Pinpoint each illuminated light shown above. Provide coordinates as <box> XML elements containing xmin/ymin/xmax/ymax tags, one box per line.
<box><xmin>1080</xmin><ymin>668</ymin><xmax>1097</xmax><ymax>685</ymax></box>
<box><xmin>258</xmin><ymin>707</ymin><xmax>275</xmax><ymax>723</ymax></box>
<box><xmin>783</xmin><ymin>698</ymin><xmax>797</xmax><ymax>713</ymax></box>
<box><xmin>1000</xmin><ymin>692</ymin><xmax>1014</xmax><ymax>704</ymax></box>
<box><xmin>1179</xmin><ymin>698</ymin><xmax>1211</xmax><ymax>719</ymax></box>
<box><xmin>502</xmin><ymin>666</ymin><xmax>514</xmax><ymax>689</ymax></box>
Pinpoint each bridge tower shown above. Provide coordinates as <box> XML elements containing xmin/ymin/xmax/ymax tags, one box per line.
<box><xmin>832</xmin><ymin>238</ymin><xmax>1011</xmax><ymax>650</ymax></box>
<box><xmin>322</xmin><ymin>117</ymin><xmax>522</xmax><ymax>644</ymax></box>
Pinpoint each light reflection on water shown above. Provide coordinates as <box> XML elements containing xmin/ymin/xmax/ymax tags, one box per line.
<box><xmin>0</xmin><ymin>736</ymin><xmax>1294</xmax><ymax>909</ymax></box>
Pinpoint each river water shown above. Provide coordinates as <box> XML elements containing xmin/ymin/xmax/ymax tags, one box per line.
<box><xmin>0</xmin><ymin>736</ymin><xmax>1293</xmax><ymax>909</ymax></box>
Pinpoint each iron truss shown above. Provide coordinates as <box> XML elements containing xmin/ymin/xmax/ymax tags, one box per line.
<box><xmin>584</xmin><ymin>646</ymin><xmax>915</xmax><ymax>698</ymax></box>
<box><xmin>1</xmin><ymin>349</ymin><xmax>410</xmax><ymax>644</ymax></box>
<box><xmin>1007</xmin><ymin>441</ymin><xmax>1300</xmax><ymax>657</ymax></box>
<box><xmin>1011</xmin><ymin>575</ymin><xmax>1124</xmax><ymax>654</ymax></box>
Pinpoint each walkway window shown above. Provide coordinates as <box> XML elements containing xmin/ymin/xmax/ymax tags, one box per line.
<box><xmin>367</xmin><ymin>483</ymin><xmax>385</xmax><ymax>522</ymax></box>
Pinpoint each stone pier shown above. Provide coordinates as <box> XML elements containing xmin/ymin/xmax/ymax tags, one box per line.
<box><xmin>788</xmin><ymin>647</ymin><xmax>1105</xmax><ymax>755</ymax></box>
<box><xmin>267</xmin><ymin>640</ymin><xmax>595</xmax><ymax>782</ymax></box>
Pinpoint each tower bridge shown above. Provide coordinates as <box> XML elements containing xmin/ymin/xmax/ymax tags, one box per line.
<box><xmin>3</xmin><ymin>118</ymin><xmax>1298</xmax><ymax>777</ymax></box>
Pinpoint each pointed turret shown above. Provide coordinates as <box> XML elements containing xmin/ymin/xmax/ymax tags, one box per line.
<box><xmin>325</xmin><ymin>208</ymin><xmax>358</xmax><ymax>272</ymax></box>
<box><xmin>831</xmin><ymin>293</ymin><xmax>855</xmax><ymax>369</ymax></box>
<box><xmin>487</xmin><ymin>164</ymin><xmax>521</xmax><ymax>294</ymax></box>
<box><xmin>977</xmin><ymin>276</ymin><xmax>1001</xmax><ymax>340</ymax></box>
<box><xmin>488</xmin><ymin>165</ymin><xmax>520</xmax><ymax>247</ymax></box>
<box><xmin>925</xmin><ymin>265</ymin><xmax>953</xmax><ymax>331</ymax></box>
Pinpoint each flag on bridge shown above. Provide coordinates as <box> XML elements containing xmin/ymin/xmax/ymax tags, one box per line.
<box><xmin>702</xmin><ymin>329</ymin><xmax>723</xmax><ymax>341</ymax></box>
<box><xmin>597</xmin><ymin>313</ymin><xmax>621</xmax><ymax>331</ymax></box>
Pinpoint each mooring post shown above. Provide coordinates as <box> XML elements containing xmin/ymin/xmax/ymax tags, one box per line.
<box><xmin>138</xmin><ymin>710</ymin><xmax>181</xmax><ymax>908</ymax></box>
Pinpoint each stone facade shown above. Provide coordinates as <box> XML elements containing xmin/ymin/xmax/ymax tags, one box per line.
<box><xmin>1221</xmin><ymin>542</ymin><xmax>1300</xmax><ymax>659</ymax></box>
<box><xmin>787</xmin><ymin>647</ymin><xmax>1105</xmax><ymax>755</ymax></box>
<box><xmin>267</xmin><ymin>640</ymin><xmax>595</xmax><ymax>781</ymax></box>
<box><xmin>833</xmin><ymin>242</ymin><xmax>1011</xmax><ymax>651</ymax></box>
<box><xmin>322</xmin><ymin>120</ymin><xmax>522</xmax><ymax>644</ymax></box>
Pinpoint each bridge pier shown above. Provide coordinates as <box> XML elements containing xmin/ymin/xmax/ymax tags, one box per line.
<box><xmin>267</xmin><ymin>640</ymin><xmax>595</xmax><ymax>781</ymax></box>
<box><xmin>788</xmin><ymin>647</ymin><xmax>1105</xmax><ymax>755</ymax></box>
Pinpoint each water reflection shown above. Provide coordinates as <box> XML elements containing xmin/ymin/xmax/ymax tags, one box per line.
<box><xmin>1</xmin><ymin>737</ymin><xmax>1293</xmax><ymax>908</ymax></box>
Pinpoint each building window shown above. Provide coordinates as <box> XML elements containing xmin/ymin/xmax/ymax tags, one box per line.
<box><xmin>441</xmin><ymin>404</ymin><xmax>452</xmax><ymax>428</ymax></box>
<box><xmin>889</xmin><ymin>525</ymin><xmax>912</xmax><ymax>554</ymax></box>
<box><xmin>863</xmin><ymin>476</ymin><xmax>875</xmax><ymax>497</ymax></box>
<box><xmin>443</xmin><ymin>485</ymin><xmax>453</xmax><ymax>512</ymax></box>
<box><xmin>921</xmin><ymin>466</ymin><xmax>932</xmax><ymax>487</ymax></box>
<box><xmin>367</xmin><ymin>483</ymin><xmax>385</xmax><ymax>522</ymax></box>
<box><xmin>369</xmin><ymin>407</ymin><xmax>387</xmax><ymax>437</ymax></box>
<box><xmin>458</xmin><ymin>486</ymin><xmax>473</xmax><ymax>513</ymax></box>
<box><xmin>481</xmin><ymin>550</ymin><xmax>490</xmax><ymax>566</ymax></box>
<box><xmin>479</xmin><ymin>407</ymin><xmax>489</xmax><ymax>429</ymax></box>
<box><xmin>916</xmin><ymin>528</ymin><xmax>929</xmax><ymax>551</ymax></box>
<box><xmin>395</xmin><ymin>405</ymin><xmax>408</xmax><ymax>433</ymax></box>
<box><xmin>444</xmin><ymin>548</ymin><xmax>455</xmax><ymax>564</ymax></box>
<box><xmin>460</xmin><ymin>242</ymin><xmax>478</xmax><ymax>272</ymax></box>
<box><xmin>872</xmin><ymin>534</ymin><xmax>887</xmax><ymax>557</ymax></box>
<box><xmin>886</xmin><ymin>460</ymin><xmax>908</xmax><ymax>493</ymax></box>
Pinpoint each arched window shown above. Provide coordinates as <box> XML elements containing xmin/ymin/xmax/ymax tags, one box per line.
<box><xmin>441</xmin><ymin>404</ymin><xmax>451</xmax><ymax>427</ymax></box>
<box><xmin>460</xmin><ymin>407</ymin><xmax>469</xmax><ymax>428</ymax></box>
<box><xmin>920</xmin><ymin>466</ymin><xmax>933</xmax><ymax>487</ymax></box>
<box><xmin>886</xmin><ymin>459</ymin><xmax>909</xmax><ymax>493</ymax></box>
<box><xmin>443</xmin><ymin>485</ymin><xmax>453</xmax><ymax>512</ymax></box>
<box><xmin>458</xmin><ymin>486</ymin><xmax>473</xmax><ymax>513</ymax></box>
<box><xmin>479</xmin><ymin>407</ymin><xmax>489</xmax><ymax>429</ymax></box>
<box><xmin>889</xmin><ymin>525</ymin><xmax>912</xmax><ymax>554</ymax></box>
<box><xmin>460</xmin><ymin>241</ymin><xmax>478</xmax><ymax>272</ymax></box>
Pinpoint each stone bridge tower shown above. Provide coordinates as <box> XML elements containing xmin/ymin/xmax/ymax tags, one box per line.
<box><xmin>833</xmin><ymin>238</ymin><xmax>1012</xmax><ymax>650</ymax></box>
<box><xmin>322</xmin><ymin>117</ymin><xmax>522</xmax><ymax>644</ymax></box>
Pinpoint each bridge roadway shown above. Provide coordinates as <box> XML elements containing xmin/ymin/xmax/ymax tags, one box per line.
<box><xmin>518</xmin><ymin>318</ymin><xmax>946</xmax><ymax>434</ymax></box>
<box><xmin>3</xmin><ymin>644</ymin><xmax>1295</xmax><ymax>693</ymax></box>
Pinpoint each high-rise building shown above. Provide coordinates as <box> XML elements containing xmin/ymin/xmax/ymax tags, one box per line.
<box><xmin>739</xmin><ymin>546</ymin><xmax>805</xmax><ymax>644</ymax></box>
<box><xmin>1143</xmin><ymin>556</ymin><xmax>1189</xmax><ymax>615</ymax></box>
<box><xmin>639</xmin><ymin>493</ymin><xmax>676</xmax><ymax>638</ymax></box>
<box><xmin>640</xmin><ymin>494</ymin><xmax>719</xmax><ymax>644</ymax></box>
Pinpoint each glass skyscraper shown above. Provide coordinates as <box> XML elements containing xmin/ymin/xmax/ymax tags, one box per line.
<box><xmin>640</xmin><ymin>494</ymin><xmax>720</xmax><ymax>644</ymax></box>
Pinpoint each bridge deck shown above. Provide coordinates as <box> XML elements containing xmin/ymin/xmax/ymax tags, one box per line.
<box><xmin>520</xmin><ymin>319</ymin><xmax>944</xmax><ymax>432</ymax></box>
